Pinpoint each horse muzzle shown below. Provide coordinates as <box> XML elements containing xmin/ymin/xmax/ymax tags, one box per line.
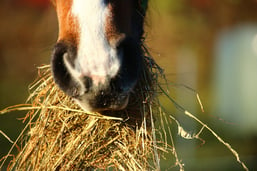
<box><xmin>51</xmin><ymin>38</ymin><xmax>142</xmax><ymax>112</ymax></box>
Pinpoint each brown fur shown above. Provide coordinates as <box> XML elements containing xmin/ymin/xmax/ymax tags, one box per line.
<box><xmin>105</xmin><ymin>1</ymin><xmax>133</xmax><ymax>47</ymax></box>
<box><xmin>53</xmin><ymin>0</ymin><xmax>80</xmax><ymax>45</ymax></box>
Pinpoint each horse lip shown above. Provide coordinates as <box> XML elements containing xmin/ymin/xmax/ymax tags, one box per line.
<box><xmin>74</xmin><ymin>91</ymin><xmax>130</xmax><ymax>112</ymax></box>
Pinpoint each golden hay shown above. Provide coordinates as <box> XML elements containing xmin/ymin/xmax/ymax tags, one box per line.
<box><xmin>1</xmin><ymin>55</ymin><xmax>175</xmax><ymax>170</ymax></box>
<box><xmin>0</xmin><ymin>49</ymin><xmax>249</xmax><ymax>170</ymax></box>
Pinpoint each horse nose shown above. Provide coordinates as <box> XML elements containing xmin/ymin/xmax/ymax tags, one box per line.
<box><xmin>51</xmin><ymin>41</ymin><xmax>113</xmax><ymax>100</ymax></box>
<box><xmin>51</xmin><ymin>40</ymin><xmax>136</xmax><ymax>112</ymax></box>
<box><xmin>51</xmin><ymin>42</ymin><xmax>71</xmax><ymax>93</ymax></box>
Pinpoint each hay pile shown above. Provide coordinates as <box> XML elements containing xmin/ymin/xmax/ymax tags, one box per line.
<box><xmin>1</xmin><ymin>53</ymin><xmax>174</xmax><ymax>170</ymax></box>
<box><xmin>0</xmin><ymin>48</ymin><xmax>249</xmax><ymax>171</ymax></box>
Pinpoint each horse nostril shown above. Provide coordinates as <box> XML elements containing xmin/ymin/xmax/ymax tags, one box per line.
<box><xmin>51</xmin><ymin>42</ymin><xmax>81</xmax><ymax>97</ymax></box>
<box><xmin>51</xmin><ymin>41</ymin><xmax>95</xmax><ymax>99</ymax></box>
<box><xmin>51</xmin><ymin>42</ymin><xmax>70</xmax><ymax>91</ymax></box>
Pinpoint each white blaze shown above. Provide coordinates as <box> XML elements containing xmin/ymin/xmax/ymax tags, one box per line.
<box><xmin>71</xmin><ymin>0</ymin><xmax>120</xmax><ymax>85</ymax></box>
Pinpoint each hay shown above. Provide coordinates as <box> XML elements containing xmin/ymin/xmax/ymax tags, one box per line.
<box><xmin>0</xmin><ymin>53</ymin><xmax>174</xmax><ymax>170</ymax></box>
<box><xmin>0</xmin><ymin>47</ymin><xmax>249</xmax><ymax>170</ymax></box>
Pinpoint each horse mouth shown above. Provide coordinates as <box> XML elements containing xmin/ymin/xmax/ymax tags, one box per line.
<box><xmin>74</xmin><ymin>91</ymin><xmax>130</xmax><ymax>112</ymax></box>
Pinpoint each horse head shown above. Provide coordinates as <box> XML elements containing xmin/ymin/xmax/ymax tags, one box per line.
<box><xmin>51</xmin><ymin>0</ymin><xmax>147</xmax><ymax>112</ymax></box>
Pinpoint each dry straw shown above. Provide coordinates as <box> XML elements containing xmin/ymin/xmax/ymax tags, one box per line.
<box><xmin>0</xmin><ymin>46</ymin><xmax>248</xmax><ymax>170</ymax></box>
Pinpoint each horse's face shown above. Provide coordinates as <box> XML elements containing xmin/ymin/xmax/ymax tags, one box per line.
<box><xmin>51</xmin><ymin>0</ymin><xmax>145</xmax><ymax>112</ymax></box>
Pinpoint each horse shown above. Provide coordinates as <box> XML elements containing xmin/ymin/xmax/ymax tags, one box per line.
<box><xmin>51</xmin><ymin>0</ymin><xmax>148</xmax><ymax>113</ymax></box>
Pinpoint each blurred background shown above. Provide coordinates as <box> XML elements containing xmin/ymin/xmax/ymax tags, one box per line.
<box><xmin>0</xmin><ymin>0</ymin><xmax>257</xmax><ymax>170</ymax></box>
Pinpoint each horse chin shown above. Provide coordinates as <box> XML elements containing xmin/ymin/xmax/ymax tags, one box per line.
<box><xmin>74</xmin><ymin>92</ymin><xmax>130</xmax><ymax>113</ymax></box>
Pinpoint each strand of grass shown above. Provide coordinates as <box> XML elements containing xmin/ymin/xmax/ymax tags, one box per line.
<box><xmin>164</xmin><ymin>82</ymin><xmax>205</xmax><ymax>112</ymax></box>
<box><xmin>27</xmin><ymin>72</ymin><xmax>51</xmax><ymax>92</ymax></box>
<box><xmin>0</xmin><ymin>104</ymin><xmax>122</xmax><ymax>121</ymax></box>
<box><xmin>27</xmin><ymin>67</ymin><xmax>50</xmax><ymax>91</ymax></box>
<box><xmin>0</xmin><ymin>108</ymin><xmax>40</xmax><ymax>170</ymax></box>
<box><xmin>45</xmin><ymin>106</ymin><xmax>123</xmax><ymax>120</ymax></box>
<box><xmin>167</xmin><ymin>83</ymin><xmax>239</xmax><ymax>126</ymax></box>
<box><xmin>0</xmin><ymin>104</ymin><xmax>37</xmax><ymax>115</ymax></box>
<box><xmin>156</xmin><ymin>100</ymin><xmax>184</xmax><ymax>170</ymax></box>
<box><xmin>149</xmin><ymin>105</ymin><xmax>160</xmax><ymax>170</ymax></box>
<box><xmin>158</xmin><ymin>107</ymin><xmax>167</xmax><ymax>149</ymax></box>
<box><xmin>37</xmin><ymin>64</ymin><xmax>50</xmax><ymax>70</ymax></box>
<box><xmin>165</xmin><ymin>113</ymin><xmax>184</xmax><ymax>171</ymax></box>
<box><xmin>141</xmin><ymin>51</ymin><xmax>164</xmax><ymax>170</ymax></box>
<box><xmin>138</xmin><ymin>113</ymin><xmax>146</xmax><ymax>164</ymax></box>
<box><xmin>140</xmin><ymin>63</ymin><xmax>150</xmax><ymax>154</ymax></box>
<box><xmin>27</xmin><ymin>76</ymin><xmax>52</xmax><ymax>98</ymax></box>
<box><xmin>158</xmin><ymin>85</ymin><xmax>249</xmax><ymax>171</ymax></box>
<box><xmin>184</xmin><ymin>110</ymin><xmax>249</xmax><ymax>171</ymax></box>
<box><xmin>168</xmin><ymin>113</ymin><xmax>205</xmax><ymax>142</ymax></box>
<box><xmin>0</xmin><ymin>130</ymin><xmax>14</xmax><ymax>144</ymax></box>
<box><xmin>196</xmin><ymin>94</ymin><xmax>204</xmax><ymax>112</ymax></box>
<box><xmin>141</xmin><ymin>116</ymin><xmax>146</xmax><ymax>152</ymax></box>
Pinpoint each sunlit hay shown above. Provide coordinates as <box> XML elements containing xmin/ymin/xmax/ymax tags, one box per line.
<box><xmin>1</xmin><ymin>53</ymin><xmax>173</xmax><ymax>170</ymax></box>
<box><xmin>0</xmin><ymin>47</ymin><xmax>249</xmax><ymax>170</ymax></box>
